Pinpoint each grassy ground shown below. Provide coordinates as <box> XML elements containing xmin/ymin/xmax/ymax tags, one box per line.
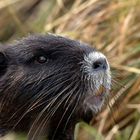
<box><xmin>0</xmin><ymin>0</ymin><xmax>140</xmax><ymax>140</ymax></box>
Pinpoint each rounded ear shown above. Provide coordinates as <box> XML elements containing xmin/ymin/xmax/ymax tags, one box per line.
<box><xmin>0</xmin><ymin>52</ymin><xmax>8</xmax><ymax>77</ymax></box>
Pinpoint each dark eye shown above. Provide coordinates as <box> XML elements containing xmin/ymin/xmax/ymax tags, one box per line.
<box><xmin>35</xmin><ymin>56</ymin><xmax>48</xmax><ymax>64</ymax></box>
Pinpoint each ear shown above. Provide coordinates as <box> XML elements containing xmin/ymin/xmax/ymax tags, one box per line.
<box><xmin>0</xmin><ymin>52</ymin><xmax>8</xmax><ymax>77</ymax></box>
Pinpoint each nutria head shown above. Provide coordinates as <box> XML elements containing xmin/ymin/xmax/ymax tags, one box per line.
<box><xmin>0</xmin><ymin>34</ymin><xmax>111</xmax><ymax>140</ymax></box>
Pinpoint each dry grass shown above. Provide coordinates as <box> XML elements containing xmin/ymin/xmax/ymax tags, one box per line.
<box><xmin>0</xmin><ymin>0</ymin><xmax>140</xmax><ymax>140</ymax></box>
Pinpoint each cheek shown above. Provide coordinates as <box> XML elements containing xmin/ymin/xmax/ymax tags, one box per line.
<box><xmin>0</xmin><ymin>66</ymin><xmax>25</xmax><ymax>87</ymax></box>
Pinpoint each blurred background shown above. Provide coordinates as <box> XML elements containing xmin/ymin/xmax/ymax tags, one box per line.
<box><xmin>0</xmin><ymin>0</ymin><xmax>140</xmax><ymax>140</ymax></box>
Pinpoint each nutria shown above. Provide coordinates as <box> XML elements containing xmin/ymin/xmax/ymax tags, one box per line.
<box><xmin>0</xmin><ymin>34</ymin><xmax>111</xmax><ymax>140</ymax></box>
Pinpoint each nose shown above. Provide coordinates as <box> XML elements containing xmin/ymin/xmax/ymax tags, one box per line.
<box><xmin>92</xmin><ymin>58</ymin><xmax>107</xmax><ymax>71</ymax></box>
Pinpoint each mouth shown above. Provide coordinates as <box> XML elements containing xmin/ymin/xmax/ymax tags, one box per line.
<box><xmin>84</xmin><ymin>85</ymin><xmax>109</xmax><ymax>113</ymax></box>
<box><xmin>94</xmin><ymin>85</ymin><xmax>107</xmax><ymax>97</ymax></box>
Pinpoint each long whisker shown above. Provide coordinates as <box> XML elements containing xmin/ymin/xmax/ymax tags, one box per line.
<box><xmin>7</xmin><ymin>74</ymin><xmax>73</xmax><ymax>125</ymax></box>
<box><xmin>63</xmin><ymin>88</ymin><xmax>82</xmax><ymax>132</ymax></box>
<box><xmin>51</xmin><ymin>81</ymin><xmax>81</xmax><ymax>140</ymax></box>
<box><xmin>106</xmin><ymin>96</ymin><xmax>117</xmax><ymax>124</ymax></box>
<box><xmin>6</xmin><ymin>74</ymin><xmax>71</xmax><ymax>118</ymax></box>
<box><xmin>28</xmin><ymin>80</ymin><xmax>77</xmax><ymax>140</ymax></box>
<box><xmin>112</xmin><ymin>79</ymin><xmax>125</xmax><ymax>89</ymax></box>
<box><xmin>29</xmin><ymin>90</ymin><xmax>70</xmax><ymax>140</ymax></box>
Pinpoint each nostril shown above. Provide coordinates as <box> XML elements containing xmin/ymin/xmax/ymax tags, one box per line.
<box><xmin>93</xmin><ymin>61</ymin><xmax>102</xmax><ymax>69</ymax></box>
<box><xmin>92</xmin><ymin>59</ymin><xmax>107</xmax><ymax>71</ymax></box>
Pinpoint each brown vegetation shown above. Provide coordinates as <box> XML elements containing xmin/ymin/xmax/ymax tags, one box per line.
<box><xmin>0</xmin><ymin>0</ymin><xmax>140</xmax><ymax>139</ymax></box>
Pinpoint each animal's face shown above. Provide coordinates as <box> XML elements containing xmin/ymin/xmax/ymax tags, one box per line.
<box><xmin>0</xmin><ymin>34</ymin><xmax>111</xmax><ymax>139</ymax></box>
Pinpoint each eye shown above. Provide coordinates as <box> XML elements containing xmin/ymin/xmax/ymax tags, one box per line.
<box><xmin>35</xmin><ymin>55</ymin><xmax>48</xmax><ymax>64</ymax></box>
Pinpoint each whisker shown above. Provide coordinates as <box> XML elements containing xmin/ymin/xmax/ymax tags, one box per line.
<box><xmin>29</xmin><ymin>91</ymin><xmax>70</xmax><ymax>140</ymax></box>
<box><xmin>112</xmin><ymin>79</ymin><xmax>125</xmax><ymax>89</ymax></box>
<box><xmin>7</xmin><ymin>74</ymin><xmax>73</xmax><ymax>124</ymax></box>
<box><xmin>51</xmin><ymin>82</ymin><xmax>81</xmax><ymax>140</ymax></box>
<box><xmin>63</xmin><ymin>88</ymin><xmax>82</xmax><ymax>132</ymax></box>
<box><xmin>106</xmin><ymin>96</ymin><xmax>117</xmax><ymax>125</ymax></box>
<box><xmin>28</xmin><ymin>80</ymin><xmax>77</xmax><ymax>140</ymax></box>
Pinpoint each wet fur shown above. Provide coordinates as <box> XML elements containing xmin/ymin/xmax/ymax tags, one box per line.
<box><xmin>0</xmin><ymin>35</ymin><xmax>107</xmax><ymax>140</ymax></box>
